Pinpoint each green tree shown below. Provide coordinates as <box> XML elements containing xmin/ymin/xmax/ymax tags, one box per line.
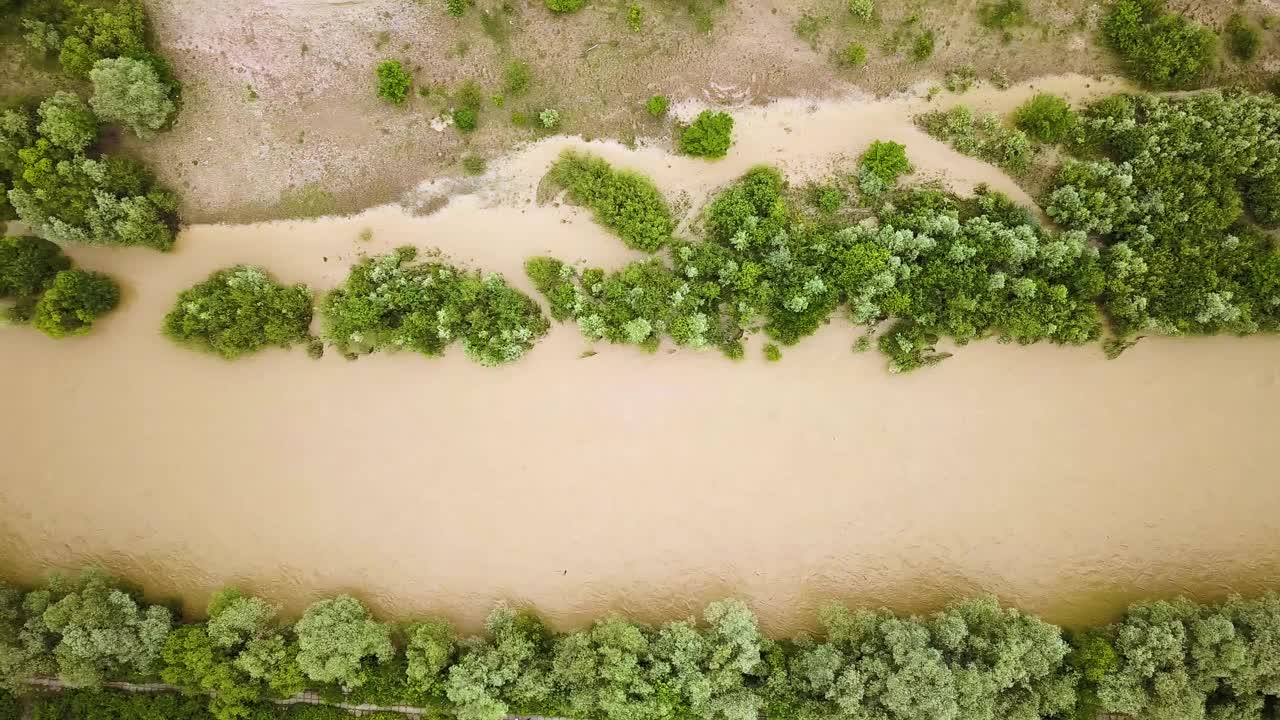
<box><xmin>32</xmin><ymin>269</ymin><xmax>121</xmax><ymax>338</ymax></box>
<box><xmin>162</xmin><ymin>266</ymin><xmax>314</xmax><ymax>358</ymax></box>
<box><xmin>36</xmin><ymin>92</ymin><xmax>98</xmax><ymax>152</ymax></box>
<box><xmin>36</xmin><ymin>572</ymin><xmax>172</xmax><ymax>687</ymax></box>
<box><xmin>405</xmin><ymin>620</ymin><xmax>456</xmax><ymax>696</ymax></box>
<box><xmin>161</xmin><ymin>625</ymin><xmax>265</xmax><ymax>720</ymax></box>
<box><xmin>446</xmin><ymin>605</ymin><xmax>554</xmax><ymax>720</ymax></box>
<box><xmin>0</xmin><ymin>236</ymin><xmax>71</xmax><ymax>322</ymax></box>
<box><xmin>89</xmin><ymin>57</ymin><xmax>177</xmax><ymax>137</ymax></box>
<box><xmin>294</xmin><ymin>596</ymin><xmax>394</xmax><ymax>690</ymax></box>
<box><xmin>680</xmin><ymin>110</ymin><xmax>734</xmax><ymax>158</ymax></box>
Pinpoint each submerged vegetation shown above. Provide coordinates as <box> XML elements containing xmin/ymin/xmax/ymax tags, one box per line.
<box><xmin>548</xmin><ymin>150</ymin><xmax>674</xmax><ymax>252</ymax></box>
<box><xmin>322</xmin><ymin>246</ymin><xmax>547</xmax><ymax>366</ymax></box>
<box><xmin>679</xmin><ymin>110</ymin><xmax>735</xmax><ymax>158</ymax></box>
<box><xmin>1</xmin><ymin>235</ymin><xmax>119</xmax><ymax>336</ymax></box>
<box><xmin>163</xmin><ymin>266</ymin><xmax>315</xmax><ymax>359</ymax></box>
<box><xmin>529</xmin><ymin>151</ymin><xmax>1101</xmax><ymax>371</ymax></box>
<box><xmin>5</xmin><ymin>572</ymin><xmax>1280</xmax><ymax>720</ymax></box>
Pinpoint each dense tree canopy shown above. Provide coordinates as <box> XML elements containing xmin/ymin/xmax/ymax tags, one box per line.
<box><xmin>5</xmin><ymin>573</ymin><xmax>1280</xmax><ymax>720</ymax></box>
<box><xmin>1</xmin><ymin>102</ymin><xmax>178</xmax><ymax>250</ymax></box>
<box><xmin>1044</xmin><ymin>91</ymin><xmax>1280</xmax><ymax>342</ymax></box>
<box><xmin>528</xmin><ymin>153</ymin><xmax>1104</xmax><ymax>370</ymax></box>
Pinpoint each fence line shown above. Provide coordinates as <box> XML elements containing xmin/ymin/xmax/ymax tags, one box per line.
<box><xmin>22</xmin><ymin>677</ymin><xmax>557</xmax><ymax>719</ymax></box>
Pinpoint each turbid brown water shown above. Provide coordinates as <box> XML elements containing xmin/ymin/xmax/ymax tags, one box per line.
<box><xmin>3</xmin><ymin>78</ymin><xmax>1280</xmax><ymax>635</ymax></box>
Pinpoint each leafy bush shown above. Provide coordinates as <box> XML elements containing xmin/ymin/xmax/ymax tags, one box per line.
<box><xmin>162</xmin><ymin>266</ymin><xmax>315</xmax><ymax>359</ymax></box>
<box><xmin>857</xmin><ymin>139</ymin><xmax>911</xmax><ymax>196</ymax></box>
<box><xmin>978</xmin><ymin>0</ymin><xmax>1027</xmax><ymax>29</ymax></box>
<box><xmin>848</xmin><ymin>0</ymin><xmax>873</xmax><ymax>21</ymax></box>
<box><xmin>376</xmin><ymin>60</ymin><xmax>412</xmax><ymax>104</ymax></box>
<box><xmin>32</xmin><ymin>269</ymin><xmax>121</xmax><ymax>338</ymax></box>
<box><xmin>545</xmin><ymin>0</ymin><xmax>585</xmax><ymax>12</ymax></box>
<box><xmin>918</xmin><ymin>105</ymin><xmax>1035</xmax><ymax>174</ymax></box>
<box><xmin>538</xmin><ymin>108</ymin><xmax>560</xmax><ymax>129</ymax></box>
<box><xmin>839</xmin><ymin>42</ymin><xmax>868</xmax><ymax>67</ymax></box>
<box><xmin>1225</xmin><ymin>13</ymin><xmax>1261</xmax><ymax>62</ymax></box>
<box><xmin>0</xmin><ymin>235</ymin><xmax>70</xmax><ymax>321</ymax></box>
<box><xmin>944</xmin><ymin>65</ymin><xmax>977</xmax><ymax>92</ymax></box>
<box><xmin>679</xmin><ymin>110</ymin><xmax>734</xmax><ymax>158</ymax></box>
<box><xmin>911</xmin><ymin>29</ymin><xmax>935</xmax><ymax>61</ymax></box>
<box><xmin>445</xmin><ymin>0</ymin><xmax>467</xmax><ymax>17</ymax></box>
<box><xmin>627</xmin><ymin>3</ymin><xmax>643</xmax><ymax>30</ymax></box>
<box><xmin>1012</xmin><ymin>93</ymin><xmax>1077</xmax><ymax>144</ymax></box>
<box><xmin>645</xmin><ymin>95</ymin><xmax>670</xmax><ymax>118</ymax></box>
<box><xmin>762</xmin><ymin>343</ymin><xmax>781</xmax><ymax>361</ymax></box>
<box><xmin>502</xmin><ymin>60</ymin><xmax>531</xmax><ymax>96</ymax></box>
<box><xmin>89</xmin><ymin>57</ymin><xmax>177</xmax><ymax>137</ymax></box>
<box><xmin>323</xmin><ymin>246</ymin><xmax>549</xmax><ymax>366</ymax></box>
<box><xmin>548</xmin><ymin>150</ymin><xmax>674</xmax><ymax>252</ymax></box>
<box><xmin>462</xmin><ymin>154</ymin><xmax>487</xmax><ymax>175</ymax></box>
<box><xmin>31</xmin><ymin>690</ymin><xmax>213</xmax><ymax>720</ymax></box>
<box><xmin>295</xmin><ymin>596</ymin><xmax>394</xmax><ymax>691</ymax></box>
<box><xmin>453</xmin><ymin>107</ymin><xmax>477</xmax><ymax>132</ymax></box>
<box><xmin>1102</xmin><ymin>0</ymin><xmax>1216</xmax><ymax>89</ymax></box>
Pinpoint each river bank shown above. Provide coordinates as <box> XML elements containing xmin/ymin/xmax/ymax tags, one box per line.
<box><xmin>2</xmin><ymin>79</ymin><xmax>1278</xmax><ymax>635</ymax></box>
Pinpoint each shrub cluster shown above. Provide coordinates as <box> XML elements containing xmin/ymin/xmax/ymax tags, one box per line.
<box><xmin>1102</xmin><ymin>0</ymin><xmax>1216</xmax><ymax>89</ymax></box>
<box><xmin>7</xmin><ymin>572</ymin><xmax>1280</xmax><ymax>720</ymax></box>
<box><xmin>918</xmin><ymin>105</ymin><xmax>1035</xmax><ymax>174</ymax></box>
<box><xmin>322</xmin><ymin>246</ymin><xmax>548</xmax><ymax>366</ymax></box>
<box><xmin>679</xmin><ymin>110</ymin><xmax>734</xmax><ymax>159</ymax></box>
<box><xmin>0</xmin><ymin>96</ymin><xmax>179</xmax><ymax>249</ymax></box>
<box><xmin>527</xmin><ymin>152</ymin><xmax>1102</xmax><ymax>370</ymax></box>
<box><xmin>1044</xmin><ymin>91</ymin><xmax>1280</xmax><ymax>343</ymax></box>
<box><xmin>0</xmin><ymin>235</ymin><xmax>119</xmax><ymax>336</ymax></box>
<box><xmin>162</xmin><ymin>266</ymin><xmax>315</xmax><ymax>359</ymax></box>
<box><xmin>548</xmin><ymin>150</ymin><xmax>675</xmax><ymax>252</ymax></box>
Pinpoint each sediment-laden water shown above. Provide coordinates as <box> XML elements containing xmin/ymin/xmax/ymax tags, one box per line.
<box><xmin>3</xmin><ymin>77</ymin><xmax>1278</xmax><ymax>634</ymax></box>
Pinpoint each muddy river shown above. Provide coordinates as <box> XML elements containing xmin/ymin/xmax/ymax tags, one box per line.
<box><xmin>3</xmin><ymin>78</ymin><xmax>1279</xmax><ymax>634</ymax></box>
